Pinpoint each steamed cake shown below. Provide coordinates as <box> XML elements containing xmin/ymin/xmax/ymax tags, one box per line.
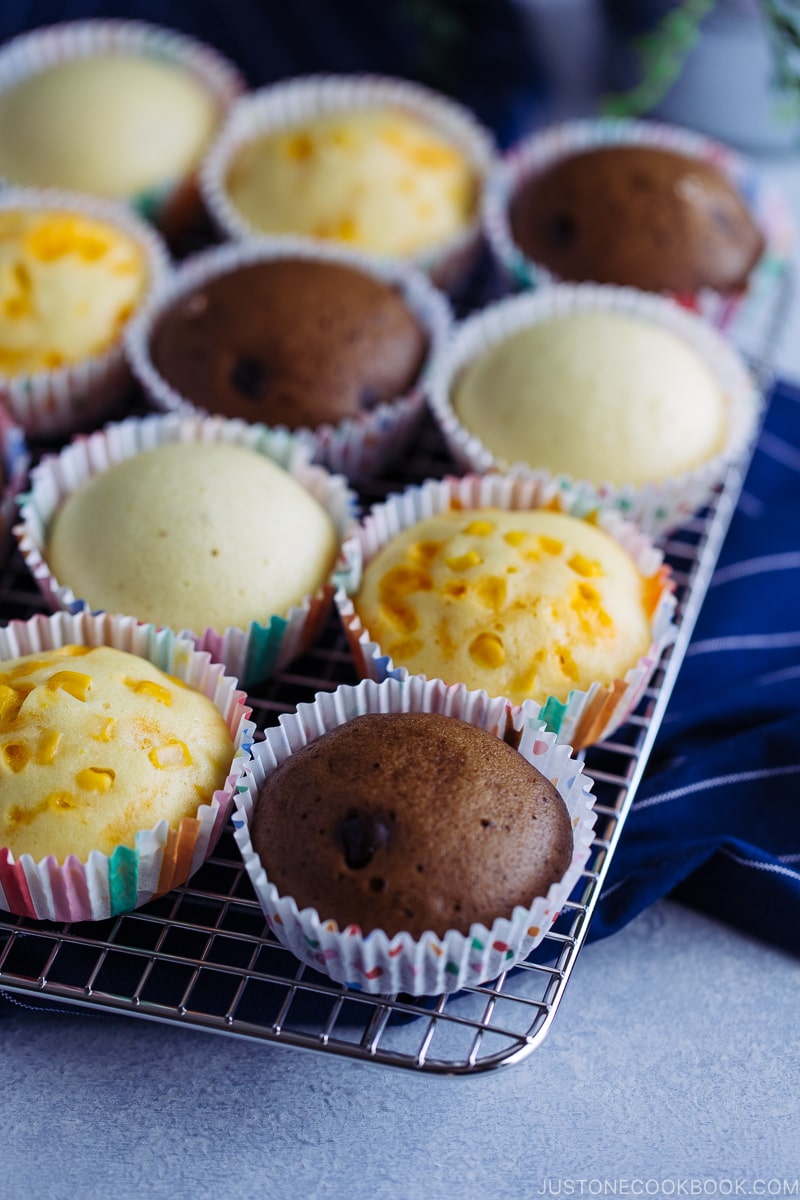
<box><xmin>508</xmin><ymin>143</ymin><xmax>764</xmax><ymax>294</ymax></box>
<box><xmin>353</xmin><ymin>508</ymin><xmax>653</xmax><ymax>707</ymax></box>
<box><xmin>0</xmin><ymin>208</ymin><xmax>148</xmax><ymax>376</ymax></box>
<box><xmin>452</xmin><ymin>311</ymin><xmax>727</xmax><ymax>486</ymax></box>
<box><xmin>45</xmin><ymin>442</ymin><xmax>339</xmax><ymax>635</ymax></box>
<box><xmin>0</xmin><ymin>54</ymin><xmax>218</xmax><ymax>199</ymax></box>
<box><xmin>249</xmin><ymin>711</ymin><xmax>573</xmax><ymax>939</ymax></box>
<box><xmin>224</xmin><ymin>108</ymin><xmax>477</xmax><ymax>257</ymax></box>
<box><xmin>0</xmin><ymin>644</ymin><xmax>234</xmax><ymax>862</ymax></box>
<box><xmin>148</xmin><ymin>257</ymin><xmax>428</xmax><ymax>427</ymax></box>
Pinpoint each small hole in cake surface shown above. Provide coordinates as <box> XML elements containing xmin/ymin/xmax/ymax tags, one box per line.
<box><xmin>416</xmin><ymin>863</ymin><xmax>424</xmax><ymax>873</ymax></box>
<box><xmin>548</xmin><ymin>211</ymin><xmax>577</xmax><ymax>249</ymax></box>
<box><xmin>210</xmin><ymin>548</ymin><xmax>219</xmax><ymax>557</ymax></box>
<box><xmin>230</xmin><ymin>356</ymin><xmax>269</xmax><ymax>400</ymax></box>
<box><xmin>337</xmin><ymin>809</ymin><xmax>392</xmax><ymax>870</ymax></box>
<box><xmin>369</xmin><ymin>877</ymin><xmax>386</xmax><ymax>893</ymax></box>
<box><xmin>480</xmin><ymin>818</ymin><xmax>493</xmax><ymax>829</ymax></box>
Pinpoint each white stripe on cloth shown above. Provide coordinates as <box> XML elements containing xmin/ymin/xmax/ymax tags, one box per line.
<box><xmin>758</xmin><ymin>430</ymin><xmax>800</xmax><ymax>474</ymax></box>
<box><xmin>686</xmin><ymin>631</ymin><xmax>800</xmax><ymax>656</ymax></box>
<box><xmin>720</xmin><ymin>847</ymin><xmax>800</xmax><ymax>883</ymax></box>
<box><xmin>712</xmin><ymin>552</ymin><xmax>800</xmax><ymax>587</ymax></box>
<box><xmin>631</xmin><ymin>763</ymin><xmax>800</xmax><ymax>812</ymax></box>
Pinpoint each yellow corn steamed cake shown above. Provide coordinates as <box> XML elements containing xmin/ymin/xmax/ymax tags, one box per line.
<box><xmin>354</xmin><ymin>508</ymin><xmax>654</xmax><ymax>706</ymax></box>
<box><xmin>0</xmin><ymin>644</ymin><xmax>234</xmax><ymax>862</ymax></box>
<box><xmin>225</xmin><ymin>107</ymin><xmax>477</xmax><ymax>256</ymax></box>
<box><xmin>0</xmin><ymin>55</ymin><xmax>218</xmax><ymax>199</ymax></box>
<box><xmin>0</xmin><ymin>208</ymin><xmax>148</xmax><ymax>376</ymax></box>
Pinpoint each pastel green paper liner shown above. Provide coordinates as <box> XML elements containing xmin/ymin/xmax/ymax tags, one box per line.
<box><xmin>0</xmin><ymin>187</ymin><xmax>170</xmax><ymax>439</ymax></box>
<box><xmin>233</xmin><ymin>675</ymin><xmax>597</xmax><ymax>997</ymax></box>
<box><xmin>0</xmin><ymin>609</ymin><xmax>256</xmax><ymax>923</ymax></box>
<box><xmin>125</xmin><ymin>235</ymin><xmax>452</xmax><ymax>480</ymax></box>
<box><xmin>482</xmin><ymin>116</ymin><xmax>795</xmax><ymax>360</ymax></box>
<box><xmin>199</xmin><ymin>73</ymin><xmax>496</xmax><ymax>294</ymax></box>
<box><xmin>425</xmin><ymin>283</ymin><xmax>759</xmax><ymax>538</ymax></box>
<box><xmin>0</xmin><ymin>19</ymin><xmax>245</xmax><ymax>237</ymax></box>
<box><xmin>333</xmin><ymin>472</ymin><xmax>677</xmax><ymax>750</ymax></box>
<box><xmin>14</xmin><ymin>412</ymin><xmax>358</xmax><ymax>686</ymax></box>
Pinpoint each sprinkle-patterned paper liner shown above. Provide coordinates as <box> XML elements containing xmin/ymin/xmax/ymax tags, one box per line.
<box><xmin>482</xmin><ymin>116</ymin><xmax>795</xmax><ymax>357</ymax></box>
<box><xmin>0</xmin><ymin>19</ymin><xmax>245</xmax><ymax>237</ymax></box>
<box><xmin>199</xmin><ymin>74</ymin><xmax>496</xmax><ymax>295</ymax></box>
<box><xmin>0</xmin><ymin>609</ymin><xmax>255</xmax><ymax>923</ymax></box>
<box><xmin>333</xmin><ymin>473</ymin><xmax>677</xmax><ymax>750</ymax></box>
<box><xmin>0</xmin><ymin>405</ymin><xmax>29</xmax><ymax>563</ymax></box>
<box><xmin>14</xmin><ymin>413</ymin><xmax>358</xmax><ymax>687</ymax></box>
<box><xmin>125</xmin><ymin>235</ymin><xmax>453</xmax><ymax>480</ymax></box>
<box><xmin>426</xmin><ymin>283</ymin><xmax>759</xmax><ymax>538</ymax></box>
<box><xmin>0</xmin><ymin>187</ymin><xmax>170</xmax><ymax>440</ymax></box>
<box><xmin>233</xmin><ymin>675</ymin><xmax>596</xmax><ymax>996</ymax></box>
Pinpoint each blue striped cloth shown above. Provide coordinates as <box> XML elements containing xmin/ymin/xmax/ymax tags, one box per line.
<box><xmin>592</xmin><ymin>377</ymin><xmax>800</xmax><ymax>953</ymax></box>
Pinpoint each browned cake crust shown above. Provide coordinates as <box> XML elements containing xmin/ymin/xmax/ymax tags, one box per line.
<box><xmin>250</xmin><ymin>711</ymin><xmax>573</xmax><ymax>939</ymax></box>
<box><xmin>509</xmin><ymin>144</ymin><xmax>765</xmax><ymax>295</ymax></box>
<box><xmin>149</xmin><ymin>257</ymin><xmax>428</xmax><ymax>428</ymax></box>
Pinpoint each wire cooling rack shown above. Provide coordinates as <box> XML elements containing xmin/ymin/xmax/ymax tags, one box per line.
<box><xmin>0</xmin><ymin>258</ymin><xmax>791</xmax><ymax>1075</ymax></box>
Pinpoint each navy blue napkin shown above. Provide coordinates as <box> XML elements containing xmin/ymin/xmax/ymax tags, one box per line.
<box><xmin>591</xmin><ymin>377</ymin><xmax>800</xmax><ymax>953</ymax></box>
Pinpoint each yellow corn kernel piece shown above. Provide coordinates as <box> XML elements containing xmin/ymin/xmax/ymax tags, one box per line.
<box><xmin>149</xmin><ymin>740</ymin><xmax>192</xmax><ymax>770</ymax></box>
<box><xmin>469</xmin><ymin>631</ymin><xmax>506</xmax><ymax>670</ymax></box>
<box><xmin>408</xmin><ymin>540</ymin><xmax>442</xmax><ymax>567</ymax></box>
<box><xmin>76</xmin><ymin>767</ymin><xmax>115</xmax><ymax>792</ymax></box>
<box><xmin>512</xmin><ymin>663</ymin><xmax>539</xmax><ymax>696</ymax></box>
<box><xmin>2</xmin><ymin>741</ymin><xmax>30</xmax><ymax>773</ymax></box>
<box><xmin>335</xmin><ymin>217</ymin><xmax>358</xmax><ymax>241</ymax></box>
<box><xmin>445</xmin><ymin>550</ymin><xmax>483</xmax><ymax>572</ymax></box>
<box><xmin>36</xmin><ymin>730</ymin><xmax>62</xmax><ymax>765</ymax></box>
<box><xmin>49</xmin><ymin>792</ymin><xmax>77</xmax><ymax>811</ymax></box>
<box><xmin>284</xmin><ymin>132</ymin><xmax>314</xmax><ymax>160</ymax></box>
<box><xmin>568</xmin><ymin>553</ymin><xmax>603</xmax><ymax>578</ymax></box>
<box><xmin>597</xmin><ymin>608</ymin><xmax>614</xmax><ymax>629</ymax></box>
<box><xmin>5</xmin><ymin>294</ymin><xmax>30</xmax><ymax>318</ymax></box>
<box><xmin>0</xmin><ymin>683</ymin><xmax>24</xmax><ymax>723</ymax></box>
<box><xmin>51</xmin><ymin>645</ymin><xmax>92</xmax><ymax>658</ymax></box>
<box><xmin>443</xmin><ymin>580</ymin><xmax>467</xmax><ymax>599</ymax></box>
<box><xmin>575</xmin><ymin>582</ymin><xmax>601</xmax><ymax>607</ymax></box>
<box><xmin>91</xmin><ymin>716</ymin><xmax>115</xmax><ymax>742</ymax></box>
<box><xmin>125</xmin><ymin>678</ymin><xmax>172</xmax><ymax>706</ymax></box>
<box><xmin>380</xmin><ymin>565</ymin><xmax>432</xmax><ymax>597</ymax></box>
<box><xmin>538</xmin><ymin>536</ymin><xmax>564</xmax><ymax>556</ymax></box>
<box><xmin>379</xmin><ymin>601</ymin><xmax>418</xmax><ymax>635</ymax></box>
<box><xmin>555</xmin><ymin>645</ymin><xmax>579</xmax><ymax>682</ymax></box>
<box><xmin>476</xmin><ymin>576</ymin><xmax>507</xmax><ymax>610</ymax></box>
<box><xmin>464</xmin><ymin>519</ymin><xmax>495</xmax><ymax>537</ymax></box>
<box><xmin>503</xmin><ymin>531</ymin><xmax>528</xmax><ymax>547</ymax></box>
<box><xmin>46</xmin><ymin>671</ymin><xmax>92</xmax><ymax>701</ymax></box>
<box><xmin>26</xmin><ymin>217</ymin><xmax>111</xmax><ymax>264</ymax></box>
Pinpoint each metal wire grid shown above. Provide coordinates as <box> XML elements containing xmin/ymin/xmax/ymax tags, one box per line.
<box><xmin>0</xmin><ymin>254</ymin><xmax>789</xmax><ymax>1074</ymax></box>
<box><xmin>0</xmin><ymin>403</ymin><xmax>747</xmax><ymax>1075</ymax></box>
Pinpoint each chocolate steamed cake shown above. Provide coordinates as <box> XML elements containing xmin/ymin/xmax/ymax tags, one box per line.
<box><xmin>250</xmin><ymin>711</ymin><xmax>573</xmax><ymax>939</ymax></box>
<box><xmin>149</xmin><ymin>257</ymin><xmax>428</xmax><ymax>428</ymax></box>
<box><xmin>509</xmin><ymin>144</ymin><xmax>765</xmax><ymax>294</ymax></box>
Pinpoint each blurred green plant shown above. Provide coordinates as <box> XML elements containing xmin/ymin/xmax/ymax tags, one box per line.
<box><xmin>603</xmin><ymin>0</ymin><xmax>800</xmax><ymax>119</ymax></box>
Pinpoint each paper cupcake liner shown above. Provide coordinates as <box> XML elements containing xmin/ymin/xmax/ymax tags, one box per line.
<box><xmin>482</xmin><ymin>116</ymin><xmax>795</xmax><ymax>356</ymax></box>
<box><xmin>0</xmin><ymin>406</ymin><xmax>29</xmax><ymax>563</ymax></box>
<box><xmin>0</xmin><ymin>19</ymin><xmax>245</xmax><ymax>238</ymax></box>
<box><xmin>0</xmin><ymin>609</ymin><xmax>256</xmax><ymax>923</ymax></box>
<box><xmin>232</xmin><ymin>675</ymin><xmax>596</xmax><ymax>996</ymax></box>
<box><xmin>0</xmin><ymin>187</ymin><xmax>170</xmax><ymax>440</ymax></box>
<box><xmin>14</xmin><ymin>412</ymin><xmax>358</xmax><ymax>687</ymax></box>
<box><xmin>125</xmin><ymin>235</ymin><xmax>453</xmax><ymax>480</ymax></box>
<box><xmin>199</xmin><ymin>74</ymin><xmax>496</xmax><ymax>295</ymax></box>
<box><xmin>426</xmin><ymin>283</ymin><xmax>759</xmax><ymax>538</ymax></box>
<box><xmin>333</xmin><ymin>473</ymin><xmax>677</xmax><ymax>750</ymax></box>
